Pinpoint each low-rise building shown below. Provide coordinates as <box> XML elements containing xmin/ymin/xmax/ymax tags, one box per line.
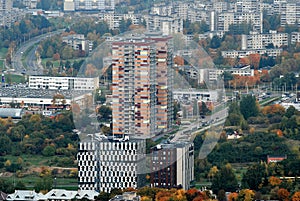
<box><xmin>62</xmin><ymin>34</ymin><xmax>93</xmax><ymax>54</ymax></box>
<box><xmin>28</xmin><ymin>76</ymin><xmax>99</xmax><ymax>90</ymax></box>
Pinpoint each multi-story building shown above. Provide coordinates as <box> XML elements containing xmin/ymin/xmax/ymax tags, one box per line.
<box><xmin>66</xmin><ymin>0</ymin><xmax>115</xmax><ymax>11</ymax></box>
<box><xmin>150</xmin><ymin>141</ymin><xmax>194</xmax><ymax>190</ymax></box>
<box><xmin>145</xmin><ymin>14</ymin><xmax>183</xmax><ymax>35</ymax></box>
<box><xmin>0</xmin><ymin>0</ymin><xmax>12</xmax><ymax>10</ymax></box>
<box><xmin>99</xmin><ymin>12</ymin><xmax>142</xmax><ymax>30</ymax></box>
<box><xmin>199</xmin><ymin>66</ymin><xmax>255</xmax><ymax>84</ymax></box>
<box><xmin>62</xmin><ymin>34</ymin><xmax>93</xmax><ymax>54</ymax></box>
<box><xmin>28</xmin><ymin>76</ymin><xmax>99</xmax><ymax>90</ymax></box>
<box><xmin>112</xmin><ymin>33</ymin><xmax>173</xmax><ymax>137</ymax></box>
<box><xmin>241</xmin><ymin>31</ymin><xmax>288</xmax><ymax>50</ymax></box>
<box><xmin>78</xmin><ymin>136</ymin><xmax>146</xmax><ymax>193</ymax></box>
<box><xmin>221</xmin><ymin>48</ymin><xmax>282</xmax><ymax>58</ymax></box>
<box><xmin>280</xmin><ymin>2</ymin><xmax>300</xmax><ymax>26</ymax></box>
<box><xmin>23</xmin><ymin>0</ymin><xmax>37</xmax><ymax>8</ymax></box>
<box><xmin>291</xmin><ymin>32</ymin><xmax>300</xmax><ymax>44</ymax></box>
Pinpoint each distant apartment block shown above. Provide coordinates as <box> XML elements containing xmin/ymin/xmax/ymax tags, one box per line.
<box><xmin>173</xmin><ymin>89</ymin><xmax>218</xmax><ymax>102</ymax></box>
<box><xmin>28</xmin><ymin>76</ymin><xmax>99</xmax><ymax>90</ymax></box>
<box><xmin>221</xmin><ymin>48</ymin><xmax>283</xmax><ymax>58</ymax></box>
<box><xmin>199</xmin><ymin>66</ymin><xmax>255</xmax><ymax>84</ymax></box>
<box><xmin>145</xmin><ymin>14</ymin><xmax>183</xmax><ymax>35</ymax></box>
<box><xmin>150</xmin><ymin>141</ymin><xmax>194</xmax><ymax>190</ymax></box>
<box><xmin>64</xmin><ymin>0</ymin><xmax>115</xmax><ymax>11</ymax></box>
<box><xmin>98</xmin><ymin>12</ymin><xmax>142</xmax><ymax>30</ymax></box>
<box><xmin>62</xmin><ymin>34</ymin><xmax>93</xmax><ymax>54</ymax></box>
<box><xmin>216</xmin><ymin>12</ymin><xmax>263</xmax><ymax>33</ymax></box>
<box><xmin>112</xmin><ymin>33</ymin><xmax>173</xmax><ymax>137</ymax></box>
<box><xmin>241</xmin><ymin>31</ymin><xmax>288</xmax><ymax>50</ymax></box>
<box><xmin>279</xmin><ymin>2</ymin><xmax>300</xmax><ymax>26</ymax></box>
<box><xmin>0</xmin><ymin>0</ymin><xmax>25</xmax><ymax>27</ymax></box>
<box><xmin>0</xmin><ymin>0</ymin><xmax>12</xmax><ymax>10</ymax></box>
<box><xmin>291</xmin><ymin>32</ymin><xmax>300</xmax><ymax>44</ymax></box>
<box><xmin>78</xmin><ymin>136</ymin><xmax>146</xmax><ymax>193</ymax></box>
<box><xmin>23</xmin><ymin>0</ymin><xmax>37</xmax><ymax>8</ymax></box>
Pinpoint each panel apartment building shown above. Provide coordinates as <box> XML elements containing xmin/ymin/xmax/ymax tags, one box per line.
<box><xmin>111</xmin><ymin>33</ymin><xmax>173</xmax><ymax>137</ymax></box>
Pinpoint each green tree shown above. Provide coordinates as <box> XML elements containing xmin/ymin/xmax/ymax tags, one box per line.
<box><xmin>241</xmin><ymin>162</ymin><xmax>267</xmax><ymax>191</ymax></box>
<box><xmin>42</xmin><ymin>145</ymin><xmax>56</xmax><ymax>156</ymax></box>
<box><xmin>240</xmin><ymin>95</ymin><xmax>259</xmax><ymax>120</ymax></box>
<box><xmin>210</xmin><ymin>35</ymin><xmax>221</xmax><ymax>49</ymax></box>
<box><xmin>211</xmin><ymin>163</ymin><xmax>239</xmax><ymax>194</ymax></box>
<box><xmin>0</xmin><ymin>135</ymin><xmax>12</xmax><ymax>156</ymax></box>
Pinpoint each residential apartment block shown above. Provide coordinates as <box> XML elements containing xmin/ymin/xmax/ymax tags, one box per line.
<box><xmin>28</xmin><ymin>76</ymin><xmax>99</xmax><ymax>90</ymax></box>
<box><xmin>145</xmin><ymin>14</ymin><xmax>183</xmax><ymax>35</ymax></box>
<box><xmin>64</xmin><ymin>0</ymin><xmax>115</xmax><ymax>11</ymax></box>
<box><xmin>98</xmin><ymin>12</ymin><xmax>142</xmax><ymax>30</ymax></box>
<box><xmin>241</xmin><ymin>31</ymin><xmax>288</xmax><ymax>50</ymax></box>
<box><xmin>78</xmin><ymin>136</ymin><xmax>146</xmax><ymax>193</ymax></box>
<box><xmin>62</xmin><ymin>34</ymin><xmax>93</xmax><ymax>54</ymax></box>
<box><xmin>222</xmin><ymin>48</ymin><xmax>283</xmax><ymax>58</ymax></box>
<box><xmin>199</xmin><ymin>66</ymin><xmax>255</xmax><ymax>84</ymax></box>
<box><xmin>150</xmin><ymin>141</ymin><xmax>194</xmax><ymax>190</ymax></box>
<box><xmin>112</xmin><ymin>33</ymin><xmax>173</xmax><ymax>137</ymax></box>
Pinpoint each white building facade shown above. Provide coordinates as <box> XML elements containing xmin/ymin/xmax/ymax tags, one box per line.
<box><xmin>28</xmin><ymin>76</ymin><xmax>99</xmax><ymax>90</ymax></box>
<box><xmin>78</xmin><ymin>137</ymin><xmax>146</xmax><ymax>193</ymax></box>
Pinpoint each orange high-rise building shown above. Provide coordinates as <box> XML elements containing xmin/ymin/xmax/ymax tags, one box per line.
<box><xmin>112</xmin><ymin>33</ymin><xmax>173</xmax><ymax>137</ymax></box>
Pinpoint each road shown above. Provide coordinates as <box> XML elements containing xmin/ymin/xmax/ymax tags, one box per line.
<box><xmin>11</xmin><ymin>29</ymin><xmax>63</xmax><ymax>75</ymax></box>
<box><xmin>170</xmin><ymin>106</ymin><xmax>228</xmax><ymax>143</ymax></box>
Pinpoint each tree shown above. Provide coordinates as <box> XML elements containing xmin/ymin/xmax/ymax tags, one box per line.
<box><xmin>277</xmin><ymin>188</ymin><xmax>290</xmax><ymax>201</ymax></box>
<box><xmin>228</xmin><ymin>192</ymin><xmax>238</xmax><ymax>201</ymax></box>
<box><xmin>217</xmin><ymin>189</ymin><xmax>226</xmax><ymax>201</ymax></box>
<box><xmin>237</xmin><ymin>189</ymin><xmax>255</xmax><ymax>201</ymax></box>
<box><xmin>208</xmin><ymin>166</ymin><xmax>218</xmax><ymax>181</ymax></box>
<box><xmin>210</xmin><ymin>35</ymin><xmax>221</xmax><ymax>49</ymax></box>
<box><xmin>211</xmin><ymin>163</ymin><xmax>239</xmax><ymax>194</ymax></box>
<box><xmin>241</xmin><ymin>162</ymin><xmax>267</xmax><ymax>191</ymax></box>
<box><xmin>0</xmin><ymin>135</ymin><xmax>12</xmax><ymax>155</ymax></box>
<box><xmin>42</xmin><ymin>145</ymin><xmax>56</xmax><ymax>156</ymax></box>
<box><xmin>240</xmin><ymin>95</ymin><xmax>259</xmax><ymax>120</ymax></box>
<box><xmin>292</xmin><ymin>192</ymin><xmax>300</xmax><ymax>201</ymax></box>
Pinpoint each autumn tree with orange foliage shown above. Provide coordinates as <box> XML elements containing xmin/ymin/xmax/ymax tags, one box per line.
<box><xmin>261</xmin><ymin>104</ymin><xmax>285</xmax><ymax>116</ymax></box>
<box><xmin>269</xmin><ymin>176</ymin><xmax>282</xmax><ymax>186</ymax></box>
<box><xmin>249</xmin><ymin>54</ymin><xmax>261</xmax><ymax>69</ymax></box>
<box><xmin>277</xmin><ymin>188</ymin><xmax>290</xmax><ymax>201</ymax></box>
<box><xmin>174</xmin><ymin>56</ymin><xmax>185</xmax><ymax>66</ymax></box>
<box><xmin>227</xmin><ymin>192</ymin><xmax>238</xmax><ymax>201</ymax></box>
<box><xmin>292</xmin><ymin>191</ymin><xmax>300</xmax><ymax>201</ymax></box>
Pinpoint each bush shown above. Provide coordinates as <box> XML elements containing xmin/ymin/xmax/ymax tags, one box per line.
<box><xmin>42</xmin><ymin>145</ymin><xmax>56</xmax><ymax>156</ymax></box>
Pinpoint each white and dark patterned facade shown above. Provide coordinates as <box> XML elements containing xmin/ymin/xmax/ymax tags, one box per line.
<box><xmin>78</xmin><ymin>137</ymin><xmax>146</xmax><ymax>193</ymax></box>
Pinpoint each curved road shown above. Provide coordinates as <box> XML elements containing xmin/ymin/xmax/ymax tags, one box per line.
<box><xmin>12</xmin><ymin>29</ymin><xmax>63</xmax><ymax>76</ymax></box>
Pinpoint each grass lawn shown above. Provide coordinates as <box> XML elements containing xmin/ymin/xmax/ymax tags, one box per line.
<box><xmin>2</xmin><ymin>174</ymin><xmax>78</xmax><ymax>190</ymax></box>
<box><xmin>4</xmin><ymin>154</ymin><xmax>51</xmax><ymax>167</ymax></box>
<box><xmin>4</xmin><ymin>74</ymin><xmax>26</xmax><ymax>84</ymax></box>
<box><xmin>0</xmin><ymin>47</ymin><xmax>7</xmax><ymax>59</ymax></box>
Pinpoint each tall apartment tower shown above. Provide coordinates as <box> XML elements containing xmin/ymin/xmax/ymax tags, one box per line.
<box><xmin>150</xmin><ymin>141</ymin><xmax>194</xmax><ymax>190</ymax></box>
<box><xmin>112</xmin><ymin>33</ymin><xmax>173</xmax><ymax>137</ymax></box>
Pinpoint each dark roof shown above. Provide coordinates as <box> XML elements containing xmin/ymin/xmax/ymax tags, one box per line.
<box><xmin>0</xmin><ymin>108</ymin><xmax>24</xmax><ymax>119</ymax></box>
<box><xmin>0</xmin><ymin>191</ymin><xmax>7</xmax><ymax>201</ymax></box>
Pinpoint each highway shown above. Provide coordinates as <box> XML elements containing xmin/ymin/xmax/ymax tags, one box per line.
<box><xmin>170</xmin><ymin>105</ymin><xmax>228</xmax><ymax>143</ymax></box>
<box><xmin>11</xmin><ymin>30</ymin><xmax>63</xmax><ymax>76</ymax></box>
